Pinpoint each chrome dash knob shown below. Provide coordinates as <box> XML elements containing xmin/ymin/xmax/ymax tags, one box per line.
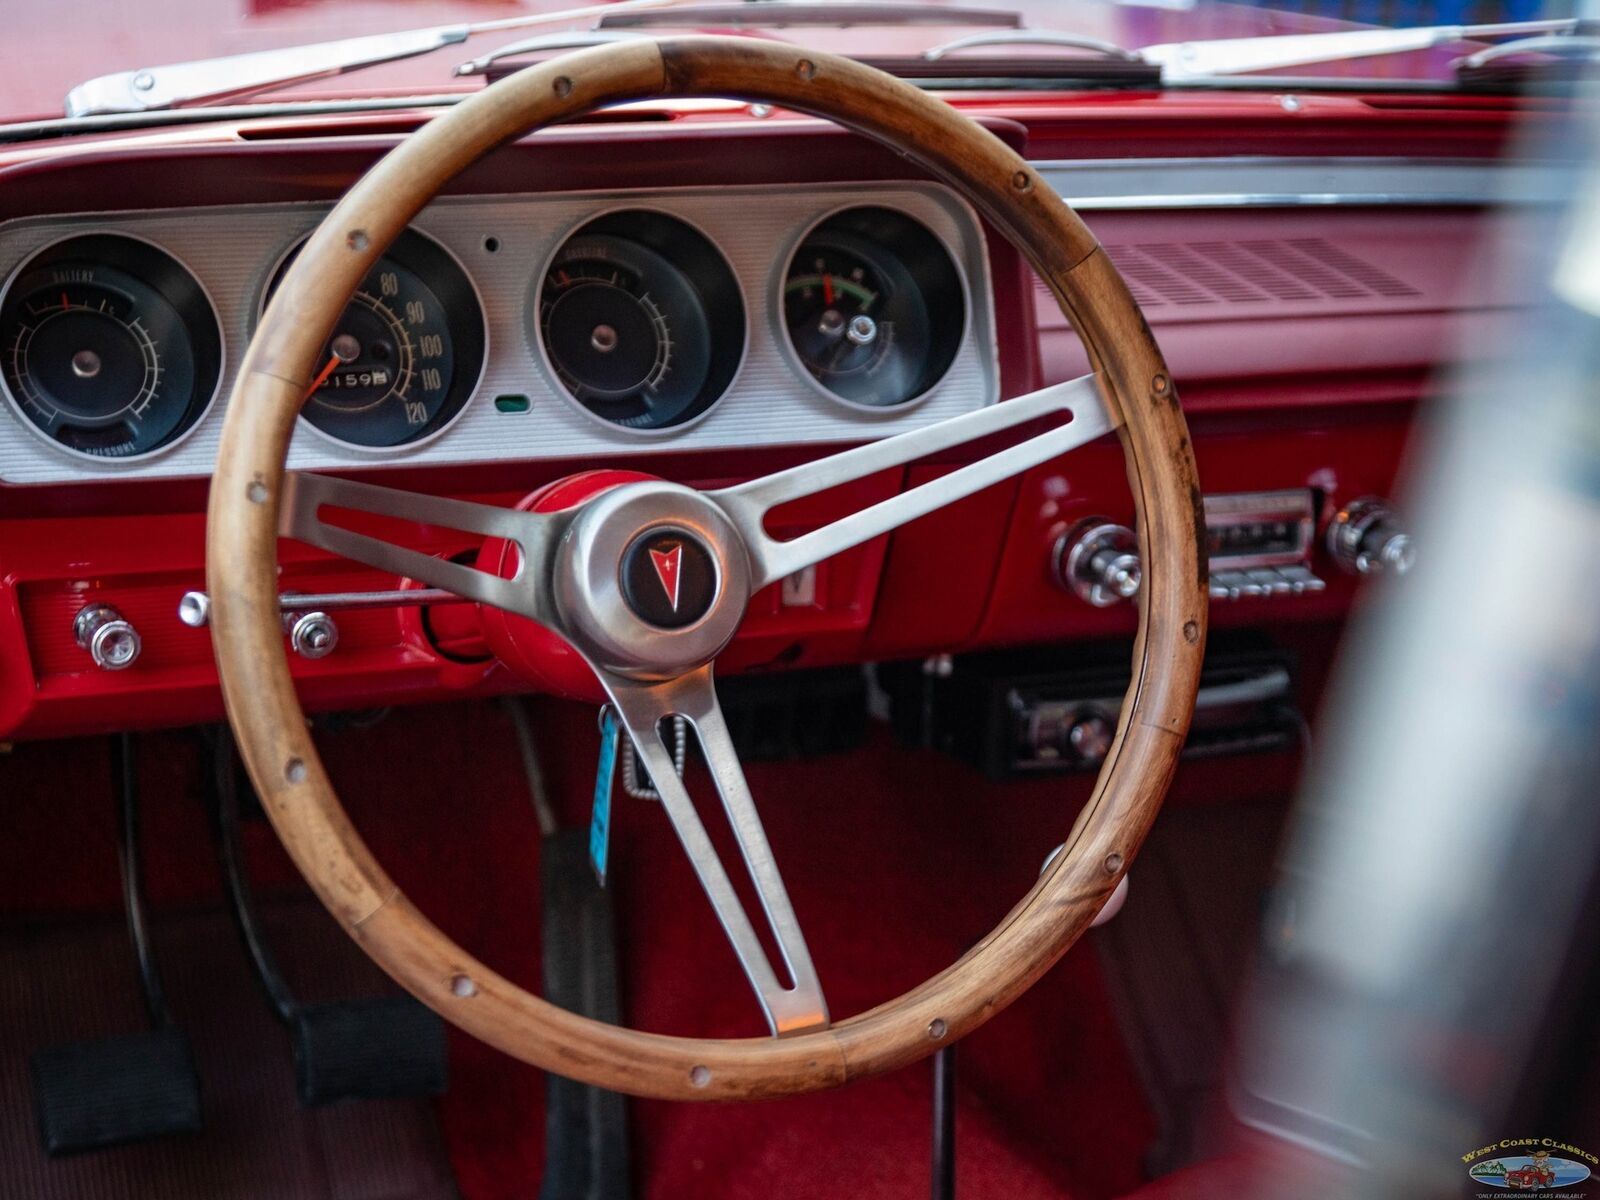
<box><xmin>1056</xmin><ymin>519</ymin><xmax>1142</xmax><ymax>606</ymax></box>
<box><xmin>288</xmin><ymin>611</ymin><xmax>339</xmax><ymax>659</ymax></box>
<box><xmin>73</xmin><ymin>604</ymin><xmax>142</xmax><ymax>671</ymax></box>
<box><xmin>1327</xmin><ymin>497</ymin><xmax>1414</xmax><ymax>576</ymax></box>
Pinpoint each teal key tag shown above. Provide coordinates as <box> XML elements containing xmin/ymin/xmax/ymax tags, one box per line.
<box><xmin>590</xmin><ymin>706</ymin><xmax>620</xmax><ymax>886</ymax></box>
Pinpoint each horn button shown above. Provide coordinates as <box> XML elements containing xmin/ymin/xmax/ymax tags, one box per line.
<box><xmin>621</xmin><ymin>528</ymin><xmax>718</xmax><ymax>629</ymax></box>
<box><xmin>480</xmin><ymin>473</ymin><xmax>752</xmax><ymax>692</ymax></box>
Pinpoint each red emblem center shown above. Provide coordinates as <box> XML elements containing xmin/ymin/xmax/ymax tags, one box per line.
<box><xmin>648</xmin><ymin>543</ymin><xmax>683</xmax><ymax>611</ymax></box>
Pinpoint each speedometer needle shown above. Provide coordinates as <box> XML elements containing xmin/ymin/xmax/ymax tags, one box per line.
<box><xmin>303</xmin><ymin>354</ymin><xmax>340</xmax><ymax>402</ymax></box>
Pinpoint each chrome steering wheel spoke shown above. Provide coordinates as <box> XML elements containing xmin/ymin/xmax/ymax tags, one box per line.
<box><xmin>279</xmin><ymin>471</ymin><xmax>564</xmax><ymax>624</ymax></box>
<box><xmin>710</xmin><ymin>374</ymin><xmax>1118</xmax><ymax>590</ymax></box>
<box><xmin>600</xmin><ymin>664</ymin><xmax>829</xmax><ymax>1036</ymax></box>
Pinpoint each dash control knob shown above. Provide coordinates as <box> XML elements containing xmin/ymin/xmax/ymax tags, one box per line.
<box><xmin>1056</xmin><ymin>519</ymin><xmax>1142</xmax><ymax>607</ymax></box>
<box><xmin>1327</xmin><ymin>497</ymin><xmax>1415</xmax><ymax>576</ymax></box>
<box><xmin>1068</xmin><ymin>713</ymin><xmax>1115</xmax><ymax>766</ymax></box>
<box><xmin>73</xmin><ymin>604</ymin><xmax>142</xmax><ymax>671</ymax></box>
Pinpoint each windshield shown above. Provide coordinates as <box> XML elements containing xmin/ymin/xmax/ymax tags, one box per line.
<box><xmin>0</xmin><ymin>0</ymin><xmax>1582</xmax><ymax>124</ymax></box>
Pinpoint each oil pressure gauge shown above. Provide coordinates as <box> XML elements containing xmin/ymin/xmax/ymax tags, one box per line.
<box><xmin>0</xmin><ymin>234</ymin><xmax>222</xmax><ymax>459</ymax></box>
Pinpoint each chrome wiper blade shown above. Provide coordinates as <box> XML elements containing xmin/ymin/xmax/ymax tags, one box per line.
<box><xmin>597</xmin><ymin>2</ymin><xmax>1021</xmax><ymax>28</ymax></box>
<box><xmin>63</xmin><ymin>0</ymin><xmax>673</xmax><ymax>117</ymax></box>
<box><xmin>1141</xmin><ymin>17</ymin><xmax>1580</xmax><ymax>82</ymax></box>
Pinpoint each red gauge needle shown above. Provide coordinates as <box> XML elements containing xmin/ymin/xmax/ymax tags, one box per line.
<box><xmin>822</xmin><ymin>273</ymin><xmax>834</xmax><ymax>305</ymax></box>
<box><xmin>302</xmin><ymin>355</ymin><xmax>340</xmax><ymax>402</ymax></box>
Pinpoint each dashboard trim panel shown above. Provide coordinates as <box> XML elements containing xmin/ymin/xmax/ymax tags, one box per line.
<box><xmin>1039</xmin><ymin>155</ymin><xmax>1563</xmax><ymax>209</ymax></box>
<box><xmin>0</xmin><ymin>180</ymin><xmax>998</xmax><ymax>485</ymax></box>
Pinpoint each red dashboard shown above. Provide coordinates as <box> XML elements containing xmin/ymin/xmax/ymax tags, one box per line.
<box><xmin>0</xmin><ymin>91</ymin><xmax>1545</xmax><ymax>740</ymax></box>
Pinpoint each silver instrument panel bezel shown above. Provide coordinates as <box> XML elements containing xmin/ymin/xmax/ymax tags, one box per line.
<box><xmin>0</xmin><ymin>181</ymin><xmax>998</xmax><ymax>485</ymax></box>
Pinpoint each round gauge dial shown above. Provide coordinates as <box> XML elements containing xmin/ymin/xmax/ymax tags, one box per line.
<box><xmin>782</xmin><ymin>208</ymin><xmax>965</xmax><ymax>409</ymax></box>
<box><xmin>265</xmin><ymin>228</ymin><xmax>485</xmax><ymax>449</ymax></box>
<box><xmin>0</xmin><ymin>235</ymin><xmax>222</xmax><ymax>459</ymax></box>
<box><xmin>535</xmin><ymin>211</ymin><xmax>743</xmax><ymax>431</ymax></box>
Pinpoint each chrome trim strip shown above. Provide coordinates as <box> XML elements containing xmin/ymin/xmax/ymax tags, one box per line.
<box><xmin>1035</xmin><ymin>156</ymin><xmax>1564</xmax><ymax>209</ymax></box>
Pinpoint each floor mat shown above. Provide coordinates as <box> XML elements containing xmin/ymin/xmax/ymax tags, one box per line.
<box><xmin>0</xmin><ymin>900</ymin><xmax>458</xmax><ymax>1200</ymax></box>
<box><xmin>1092</xmin><ymin>802</ymin><xmax>1290</xmax><ymax>1178</ymax></box>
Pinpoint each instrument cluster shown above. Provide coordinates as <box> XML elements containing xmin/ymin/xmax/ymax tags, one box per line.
<box><xmin>0</xmin><ymin>184</ymin><xmax>995</xmax><ymax>482</ymax></box>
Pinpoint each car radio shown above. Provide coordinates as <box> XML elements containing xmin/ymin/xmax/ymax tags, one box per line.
<box><xmin>1056</xmin><ymin>488</ymin><xmax>1327</xmax><ymax>606</ymax></box>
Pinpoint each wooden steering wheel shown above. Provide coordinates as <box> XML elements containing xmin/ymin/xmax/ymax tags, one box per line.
<box><xmin>207</xmin><ymin>37</ymin><xmax>1206</xmax><ymax>1101</ymax></box>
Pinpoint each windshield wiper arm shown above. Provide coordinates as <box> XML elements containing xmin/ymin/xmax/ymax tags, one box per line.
<box><xmin>1141</xmin><ymin>17</ymin><xmax>1581</xmax><ymax>82</ymax></box>
<box><xmin>62</xmin><ymin>0</ymin><xmax>674</xmax><ymax>117</ymax></box>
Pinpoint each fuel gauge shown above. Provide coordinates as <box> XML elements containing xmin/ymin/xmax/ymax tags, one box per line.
<box><xmin>0</xmin><ymin>235</ymin><xmax>222</xmax><ymax>459</ymax></box>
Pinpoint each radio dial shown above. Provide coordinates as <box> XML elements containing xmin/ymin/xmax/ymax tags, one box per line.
<box><xmin>1056</xmin><ymin>520</ymin><xmax>1142</xmax><ymax>607</ymax></box>
<box><xmin>1328</xmin><ymin>497</ymin><xmax>1414</xmax><ymax>576</ymax></box>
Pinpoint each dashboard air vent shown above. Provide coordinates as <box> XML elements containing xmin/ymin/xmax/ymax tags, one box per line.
<box><xmin>1097</xmin><ymin>238</ymin><xmax>1421</xmax><ymax>309</ymax></box>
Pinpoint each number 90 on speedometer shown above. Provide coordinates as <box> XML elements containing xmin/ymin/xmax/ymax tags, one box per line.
<box><xmin>263</xmin><ymin>228</ymin><xmax>486</xmax><ymax>449</ymax></box>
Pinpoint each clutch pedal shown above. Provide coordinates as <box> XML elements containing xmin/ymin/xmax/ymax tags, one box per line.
<box><xmin>28</xmin><ymin>734</ymin><xmax>204</xmax><ymax>1154</ymax></box>
<box><xmin>206</xmin><ymin>727</ymin><xmax>448</xmax><ymax>1107</ymax></box>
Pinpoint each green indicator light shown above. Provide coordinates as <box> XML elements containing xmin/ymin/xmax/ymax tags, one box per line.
<box><xmin>494</xmin><ymin>394</ymin><xmax>531</xmax><ymax>414</ymax></box>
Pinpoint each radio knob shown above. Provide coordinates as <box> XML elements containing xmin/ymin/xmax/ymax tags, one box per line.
<box><xmin>1069</xmin><ymin>713</ymin><xmax>1115</xmax><ymax>766</ymax></box>
<box><xmin>1327</xmin><ymin>497</ymin><xmax>1415</xmax><ymax>576</ymax></box>
<box><xmin>73</xmin><ymin>604</ymin><xmax>142</xmax><ymax>671</ymax></box>
<box><xmin>1056</xmin><ymin>519</ymin><xmax>1142</xmax><ymax>607</ymax></box>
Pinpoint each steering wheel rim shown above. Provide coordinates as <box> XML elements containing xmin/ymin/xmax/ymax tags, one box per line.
<box><xmin>207</xmin><ymin>36</ymin><xmax>1207</xmax><ymax>1101</ymax></box>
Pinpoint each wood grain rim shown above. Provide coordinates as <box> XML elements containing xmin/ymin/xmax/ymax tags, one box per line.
<box><xmin>206</xmin><ymin>36</ymin><xmax>1207</xmax><ymax>1101</ymax></box>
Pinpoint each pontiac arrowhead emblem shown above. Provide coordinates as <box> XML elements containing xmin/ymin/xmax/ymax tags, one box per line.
<box><xmin>648</xmin><ymin>542</ymin><xmax>683</xmax><ymax>611</ymax></box>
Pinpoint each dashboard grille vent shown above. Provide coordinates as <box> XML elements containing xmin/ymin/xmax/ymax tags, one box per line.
<box><xmin>1097</xmin><ymin>238</ymin><xmax>1421</xmax><ymax>308</ymax></box>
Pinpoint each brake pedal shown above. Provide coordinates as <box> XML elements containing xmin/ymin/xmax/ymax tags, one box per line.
<box><xmin>28</xmin><ymin>734</ymin><xmax>203</xmax><ymax>1155</ymax></box>
<box><xmin>207</xmin><ymin>727</ymin><xmax>448</xmax><ymax>1107</ymax></box>
<box><xmin>292</xmin><ymin>995</ymin><xmax>448</xmax><ymax>1106</ymax></box>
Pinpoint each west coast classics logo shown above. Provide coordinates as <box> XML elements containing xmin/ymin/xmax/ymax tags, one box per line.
<box><xmin>1465</xmin><ymin>1139</ymin><xmax>1595</xmax><ymax>1194</ymax></box>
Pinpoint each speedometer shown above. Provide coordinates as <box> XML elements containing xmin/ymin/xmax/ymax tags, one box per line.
<box><xmin>0</xmin><ymin>234</ymin><xmax>222</xmax><ymax>459</ymax></box>
<box><xmin>264</xmin><ymin>228</ymin><xmax>485</xmax><ymax>449</ymax></box>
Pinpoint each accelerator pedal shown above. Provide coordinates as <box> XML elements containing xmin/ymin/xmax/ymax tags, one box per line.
<box><xmin>539</xmin><ymin>828</ymin><xmax>631</xmax><ymax>1200</ymax></box>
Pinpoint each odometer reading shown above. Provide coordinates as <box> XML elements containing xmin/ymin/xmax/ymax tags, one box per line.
<box><xmin>0</xmin><ymin>235</ymin><xmax>222</xmax><ymax>459</ymax></box>
<box><xmin>265</xmin><ymin>228</ymin><xmax>485</xmax><ymax>449</ymax></box>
